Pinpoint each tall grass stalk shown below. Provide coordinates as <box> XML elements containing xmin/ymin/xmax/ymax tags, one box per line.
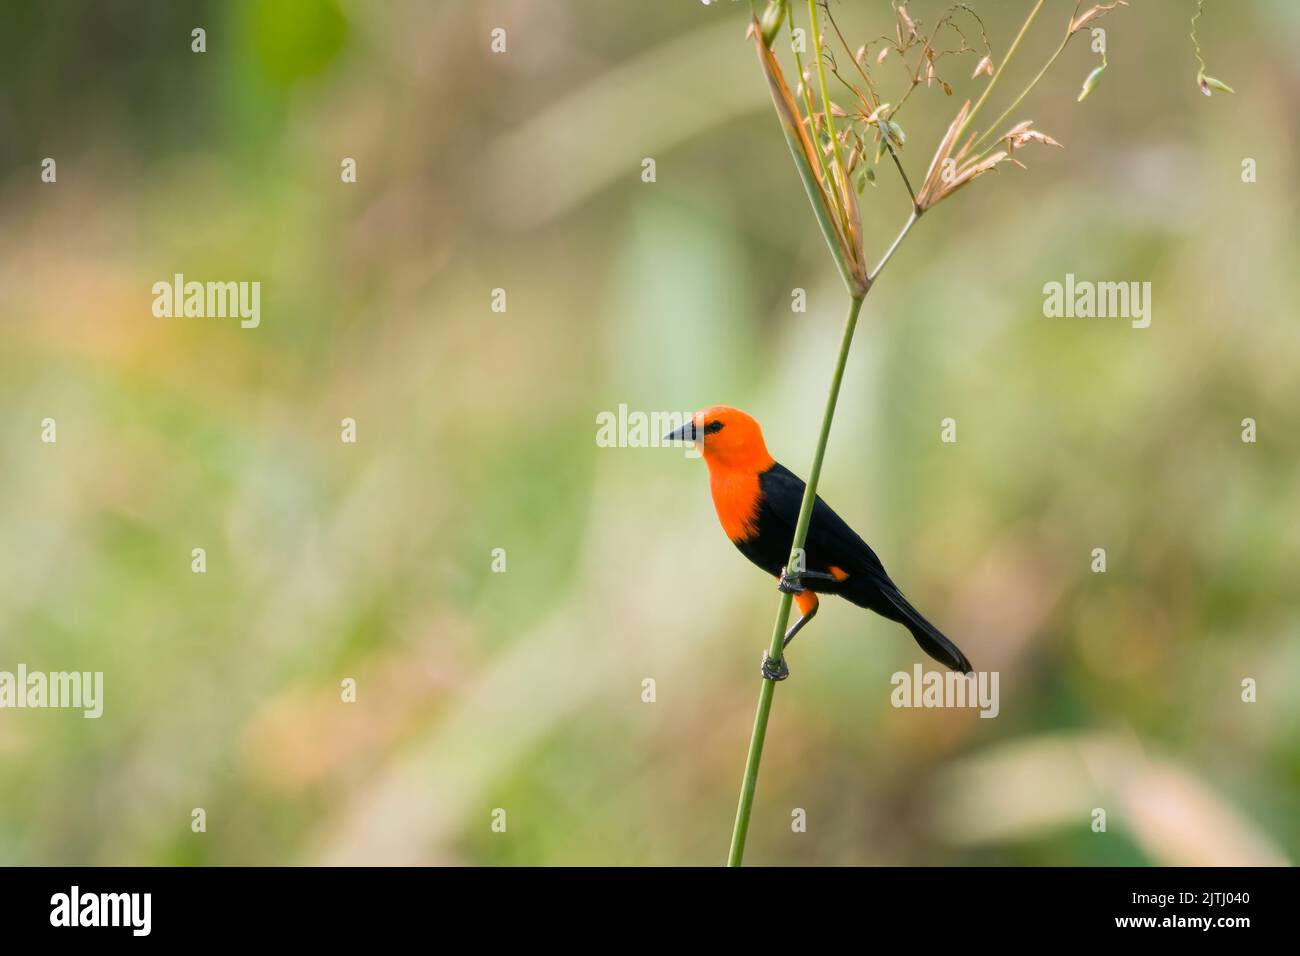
<box><xmin>727</xmin><ymin>1</ymin><xmax>922</xmax><ymax>870</ymax></box>
<box><xmin>727</xmin><ymin>210</ymin><xmax>917</xmax><ymax>867</ymax></box>
<box><xmin>728</xmin><ymin>0</ymin><xmax>1126</xmax><ymax>865</ymax></box>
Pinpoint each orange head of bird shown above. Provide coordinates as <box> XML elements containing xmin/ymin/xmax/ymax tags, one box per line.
<box><xmin>663</xmin><ymin>406</ymin><xmax>775</xmax><ymax>473</ymax></box>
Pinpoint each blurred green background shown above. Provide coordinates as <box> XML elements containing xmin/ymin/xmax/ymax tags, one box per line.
<box><xmin>0</xmin><ymin>0</ymin><xmax>1296</xmax><ymax>866</ymax></box>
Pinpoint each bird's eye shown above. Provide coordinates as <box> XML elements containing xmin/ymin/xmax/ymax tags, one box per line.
<box><xmin>704</xmin><ymin>420</ymin><xmax>725</xmax><ymax>435</ymax></box>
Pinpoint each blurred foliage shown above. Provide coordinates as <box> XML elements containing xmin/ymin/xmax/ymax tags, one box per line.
<box><xmin>0</xmin><ymin>0</ymin><xmax>1297</xmax><ymax>865</ymax></box>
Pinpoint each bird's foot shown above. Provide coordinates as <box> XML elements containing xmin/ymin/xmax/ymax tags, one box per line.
<box><xmin>761</xmin><ymin>651</ymin><xmax>790</xmax><ymax>681</ymax></box>
<box><xmin>777</xmin><ymin>567</ymin><xmax>805</xmax><ymax>594</ymax></box>
<box><xmin>778</xmin><ymin>567</ymin><xmax>836</xmax><ymax>594</ymax></box>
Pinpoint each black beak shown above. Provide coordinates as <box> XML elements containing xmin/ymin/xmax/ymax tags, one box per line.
<box><xmin>663</xmin><ymin>421</ymin><xmax>698</xmax><ymax>444</ymax></box>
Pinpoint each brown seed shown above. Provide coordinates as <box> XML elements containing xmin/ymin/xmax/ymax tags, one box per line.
<box><xmin>897</xmin><ymin>4</ymin><xmax>917</xmax><ymax>41</ymax></box>
<box><xmin>1070</xmin><ymin>1</ymin><xmax>1129</xmax><ymax>34</ymax></box>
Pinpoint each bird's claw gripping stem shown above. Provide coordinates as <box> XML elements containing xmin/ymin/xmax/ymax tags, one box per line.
<box><xmin>777</xmin><ymin>567</ymin><xmax>804</xmax><ymax>594</ymax></box>
<box><xmin>778</xmin><ymin>566</ymin><xmax>835</xmax><ymax>594</ymax></box>
<box><xmin>761</xmin><ymin>651</ymin><xmax>790</xmax><ymax>681</ymax></box>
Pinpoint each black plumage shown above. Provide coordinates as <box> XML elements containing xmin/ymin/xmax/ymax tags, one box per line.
<box><xmin>734</xmin><ymin>463</ymin><xmax>972</xmax><ymax>674</ymax></box>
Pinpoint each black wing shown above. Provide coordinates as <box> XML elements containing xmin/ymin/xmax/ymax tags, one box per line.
<box><xmin>754</xmin><ymin>464</ymin><xmax>972</xmax><ymax>673</ymax></box>
<box><xmin>744</xmin><ymin>462</ymin><xmax>893</xmax><ymax>586</ymax></box>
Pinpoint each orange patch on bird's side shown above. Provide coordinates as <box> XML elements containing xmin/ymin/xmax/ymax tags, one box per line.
<box><xmin>794</xmin><ymin>590</ymin><xmax>819</xmax><ymax>616</ymax></box>
<box><xmin>828</xmin><ymin>566</ymin><xmax>849</xmax><ymax>582</ymax></box>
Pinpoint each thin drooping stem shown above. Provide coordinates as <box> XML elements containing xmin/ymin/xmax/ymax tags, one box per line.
<box><xmin>727</xmin><ymin>209</ymin><xmax>921</xmax><ymax>867</ymax></box>
<box><xmin>1190</xmin><ymin>0</ymin><xmax>1208</xmax><ymax>73</ymax></box>
<box><xmin>881</xmin><ymin>133</ymin><xmax>917</xmax><ymax>207</ymax></box>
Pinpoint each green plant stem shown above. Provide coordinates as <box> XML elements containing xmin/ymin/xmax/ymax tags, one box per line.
<box><xmin>868</xmin><ymin>208</ymin><xmax>919</xmax><ymax>283</ymax></box>
<box><xmin>727</xmin><ymin>209</ymin><xmax>920</xmax><ymax>867</ymax></box>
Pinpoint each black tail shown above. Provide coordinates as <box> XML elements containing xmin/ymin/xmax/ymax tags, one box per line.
<box><xmin>892</xmin><ymin>592</ymin><xmax>971</xmax><ymax>673</ymax></box>
<box><xmin>840</xmin><ymin>571</ymin><xmax>973</xmax><ymax>673</ymax></box>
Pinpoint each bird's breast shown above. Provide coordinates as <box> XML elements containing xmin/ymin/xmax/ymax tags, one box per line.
<box><xmin>708</xmin><ymin>467</ymin><xmax>762</xmax><ymax>543</ymax></box>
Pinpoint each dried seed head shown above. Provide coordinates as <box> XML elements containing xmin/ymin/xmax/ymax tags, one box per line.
<box><xmin>1018</xmin><ymin>130</ymin><xmax>1062</xmax><ymax>150</ymax></box>
<box><xmin>897</xmin><ymin>4</ymin><xmax>917</xmax><ymax>42</ymax></box>
<box><xmin>971</xmin><ymin>56</ymin><xmax>994</xmax><ymax>79</ymax></box>
<box><xmin>876</xmin><ymin>47</ymin><xmax>890</xmax><ymax>65</ymax></box>
<box><xmin>797</xmin><ymin>67</ymin><xmax>813</xmax><ymax>99</ymax></box>
<box><xmin>916</xmin><ymin>102</ymin><xmax>1052</xmax><ymax>211</ymax></box>
<box><xmin>915</xmin><ymin>101</ymin><xmax>970</xmax><ymax>210</ymax></box>
<box><xmin>1070</xmin><ymin>0</ymin><xmax>1128</xmax><ymax>35</ymax></box>
<box><xmin>1001</xmin><ymin>120</ymin><xmax>1062</xmax><ymax>151</ymax></box>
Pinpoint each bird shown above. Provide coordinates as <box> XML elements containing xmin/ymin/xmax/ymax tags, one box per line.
<box><xmin>664</xmin><ymin>405</ymin><xmax>972</xmax><ymax>681</ymax></box>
